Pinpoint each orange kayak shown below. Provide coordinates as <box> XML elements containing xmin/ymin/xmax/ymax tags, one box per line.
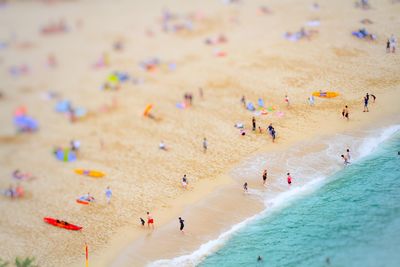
<box><xmin>43</xmin><ymin>217</ymin><xmax>82</xmax><ymax>231</ymax></box>
<box><xmin>74</xmin><ymin>169</ymin><xmax>105</xmax><ymax>178</ymax></box>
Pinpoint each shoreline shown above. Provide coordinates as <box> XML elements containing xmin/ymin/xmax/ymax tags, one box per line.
<box><xmin>94</xmin><ymin>94</ymin><xmax>400</xmax><ymax>267</ymax></box>
<box><xmin>1</xmin><ymin>1</ymin><xmax>399</xmax><ymax>266</ymax></box>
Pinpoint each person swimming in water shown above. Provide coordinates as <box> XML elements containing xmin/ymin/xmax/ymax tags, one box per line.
<box><xmin>257</xmin><ymin>256</ymin><xmax>263</xmax><ymax>262</ymax></box>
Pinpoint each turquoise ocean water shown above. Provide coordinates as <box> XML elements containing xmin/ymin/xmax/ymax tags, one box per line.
<box><xmin>199</xmin><ymin>132</ymin><xmax>400</xmax><ymax>267</ymax></box>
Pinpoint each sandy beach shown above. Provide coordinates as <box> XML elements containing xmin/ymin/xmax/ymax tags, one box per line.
<box><xmin>0</xmin><ymin>0</ymin><xmax>399</xmax><ymax>266</ymax></box>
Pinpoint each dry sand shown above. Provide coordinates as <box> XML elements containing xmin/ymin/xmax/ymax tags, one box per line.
<box><xmin>0</xmin><ymin>0</ymin><xmax>399</xmax><ymax>266</ymax></box>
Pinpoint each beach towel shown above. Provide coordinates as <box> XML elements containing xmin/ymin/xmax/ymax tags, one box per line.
<box><xmin>55</xmin><ymin>149</ymin><xmax>76</xmax><ymax>162</ymax></box>
<box><xmin>14</xmin><ymin>116</ymin><xmax>38</xmax><ymax>132</ymax></box>
<box><xmin>246</xmin><ymin>102</ymin><xmax>256</xmax><ymax>111</ymax></box>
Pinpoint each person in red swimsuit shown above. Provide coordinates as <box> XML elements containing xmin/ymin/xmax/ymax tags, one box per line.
<box><xmin>147</xmin><ymin>212</ymin><xmax>154</xmax><ymax>229</ymax></box>
<box><xmin>287</xmin><ymin>173</ymin><xmax>292</xmax><ymax>185</ymax></box>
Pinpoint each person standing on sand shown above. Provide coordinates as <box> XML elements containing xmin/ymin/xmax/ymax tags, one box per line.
<box><xmin>262</xmin><ymin>169</ymin><xmax>267</xmax><ymax>185</ymax></box>
<box><xmin>271</xmin><ymin>128</ymin><xmax>276</xmax><ymax>142</ymax></box>
<box><xmin>140</xmin><ymin>218</ymin><xmax>145</xmax><ymax>227</ymax></box>
<box><xmin>389</xmin><ymin>34</ymin><xmax>397</xmax><ymax>53</ymax></box>
<box><xmin>346</xmin><ymin>149</ymin><xmax>351</xmax><ymax>162</ymax></box>
<box><xmin>252</xmin><ymin>117</ymin><xmax>256</xmax><ymax>131</ymax></box>
<box><xmin>386</xmin><ymin>39</ymin><xmax>391</xmax><ymax>53</ymax></box>
<box><xmin>199</xmin><ymin>87</ymin><xmax>204</xmax><ymax>99</ymax></box>
<box><xmin>182</xmin><ymin>174</ymin><xmax>188</xmax><ymax>189</ymax></box>
<box><xmin>179</xmin><ymin>217</ymin><xmax>185</xmax><ymax>233</ymax></box>
<box><xmin>308</xmin><ymin>95</ymin><xmax>315</xmax><ymax>106</ymax></box>
<box><xmin>105</xmin><ymin>186</ymin><xmax>112</xmax><ymax>204</ymax></box>
<box><xmin>203</xmin><ymin>138</ymin><xmax>208</xmax><ymax>152</ymax></box>
<box><xmin>241</xmin><ymin>95</ymin><xmax>246</xmax><ymax>107</ymax></box>
<box><xmin>342</xmin><ymin>106</ymin><xmax>349</xmax><ymax>121</ymax></box>
<box><xmin>287</xmin><ymin>173</ymin><xmax>292</xmax><ymax>185</ymax></box>
<box><xmin>363</xmin><ymin>95</ymin><xmax>369</xmax><ymax>112</ymax></box>
<box><xmin>243</xmin><ymin>182</ymin><xmax>248</xmax><ymax>193</ymax></box>
<box><xmin>147</xmin><ymin>212</ymin><xmax>154</xmax><ymax>229</ymax></box>
<box><xmin>341</xmin><ymin>154</ymin><xmax>350</xmax><ymax>165</ymax></box>
<box><xmin>285</xmin><ymin>95</ymin><xmax>290</xmax><ymax>108</ymax></box>
<box><xmin>268</xmin><ymin>123</ymin><xmax>273</xmax><ymax>134</ymax></box>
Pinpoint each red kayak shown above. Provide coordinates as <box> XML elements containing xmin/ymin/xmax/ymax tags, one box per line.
<box><xmin>43</xmin><ymin>217</ymin><xmax>82</xmax><ymax>231</ymax></box>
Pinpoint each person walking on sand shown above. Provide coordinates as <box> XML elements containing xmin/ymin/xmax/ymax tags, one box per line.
<box><xmin>203</xmin><ymin>138</ymin><xmax>208</xmax><ymax>152</ymax></box>
<box><xmin>287</xmin><ymin>173</ymin><xmax>292</xmax><ymax>185</ymax></box>
<box><xmin>284</xmin><ymin>95</ymin><xmax>290</xmax><ymax>108</ymax></box>
<box><xmin>182</xmin><ymin>174</ymin><xmax>188</xmax><ymax>189</ymax></box>
<box><xmin>262</xmin><ymin>169</ymin><xmax>267</xmax><ymax>185</ymax></box>
<box><xmin>341</xmin><ymin>154</ymin><xmax>350</xmax><ymax>165</ymax></box>
<box><xmin>252</xmin><ymin>117</ymin><xmax>256</xmax><ymax>131</ymax></box>
<box><xmin>271</xmin><ymin>128</ymin><xmax>276</xmax><ymax>143</ymax></box>
<box><xmin>105</xmin><ymin>186</ymin><xmax>112</xmax><ymax>204</ymax></box>
<box><xmin>243</xmin><ymin>182</ymin><xmax>248</xmax><ymax>193</ymax></box>
<box><xmin>389</xmin><ymin>34</ymin><xmax>397</xmax><ymax>53</ymax></box>
<box><xmin>241</xmin><ymin>95</ymin><xmax>246</xmax><ymax>107</ymax></box>
<box><xmin>363</xmin><ymin>95</ymin><xmax>369</xmax><ymax>112</ymax></box>
<box><xmin>342</xmin><ymin>105</ymin><xmax>349</xmax><ymax>121</ymax></box>
<box><xmin>179</xmin><ymin>217</ymin><xmax>185</xmax><ymax>233</ymax></box>
<box><xmin>268</xmin><ymin>123</ymin><xmax>273</xmax><ymax>134</ymax></box>
<box><xmin>308</xmin><ymin>95</ymin><xmax>315</xmax><ymax>106</ymax></box>
<box><xmin>386</xmin><ymin>39</ymin><xmax>391</xmax><ymax>53</ymax></box>
<box><xmin>147</xmin><ymin>212</ymin><xmax>154</xmax><ymax>229</ymax></box>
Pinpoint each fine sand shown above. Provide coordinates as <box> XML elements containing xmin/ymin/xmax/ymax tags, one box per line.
<box><xmin>0</xmin><ymin>0</ymin><xmax>399</xmax><ymax>266</ymax></box>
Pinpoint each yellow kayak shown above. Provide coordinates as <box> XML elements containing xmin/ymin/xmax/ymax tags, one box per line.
<box><xmin>312</xmin><ymin>91</ymin><xmax>339</xmax><ymax>98</ymax></box>
<box><xmin>74</xmin><ymin>169</ymin><xmax>105</xmax><ymax>178</ymax></box>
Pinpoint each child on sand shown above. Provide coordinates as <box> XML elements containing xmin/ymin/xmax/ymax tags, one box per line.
<box><xmin>147</xmin><ymin>212</ymin><xmax>154</xmax><ymax>229</ymax></box>
<box><xmin>252</xmin><ymin>117</ymin><xmax>256</xmax><ymax>131</ymax></box>
<box><xmin>287</xmin><ymin>173</ymin><xmax>292</xmax><ymax>185</ymax></box>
